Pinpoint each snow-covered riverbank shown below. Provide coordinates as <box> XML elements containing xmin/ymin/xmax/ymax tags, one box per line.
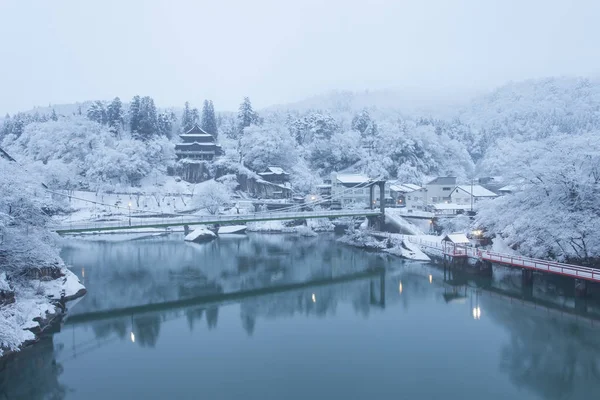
<box><xmin>0</xmin><ymin>268</ymin><xmax>86</xmax><ymax>358</ymax></box>
<box><xmin>338</xmin><ymin>229</ymin><xmax>430</xmax><ymax>261</ymax></box>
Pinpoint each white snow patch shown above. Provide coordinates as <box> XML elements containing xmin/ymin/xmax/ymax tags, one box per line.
<box><xmin>184</xmin><ymin>227</ymin><xmax>217</xmax><ymax>242</ymax></box>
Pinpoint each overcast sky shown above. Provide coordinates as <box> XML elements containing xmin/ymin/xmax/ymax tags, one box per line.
<box><xmin>1</xmin><ymin>0</ymin><xmax>599</xmax><ymax>114</ymax></box>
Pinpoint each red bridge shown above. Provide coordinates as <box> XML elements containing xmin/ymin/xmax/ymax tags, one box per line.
<box><xmin>407</xmin><ymin>237</ymin><xmax>600</xmax><ymax>284</ymax></box>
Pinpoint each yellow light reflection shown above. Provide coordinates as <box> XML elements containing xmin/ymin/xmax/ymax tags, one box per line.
<box><xmin>428</xmin><ymin>274</ymin><xmax>432</xmax><ymax>284</ymax></box>
<box><xmin>130</xmin><ymin>332</ymin><xmax>135</xmax><ymax>343</ymax></box>
<box><xmin>312</xmin><ymin>293</ymin><xmax>316</xmax><ymax>303</ymax></box>
<box><xmin>398</xmin><ymin>282</ymin><xmax>403</xmax><ymax>294</ymax></box>
<box><xmin>472</xmin><ymin>307</ymin><xmax>482</xmax><ymax>320</ymax></box>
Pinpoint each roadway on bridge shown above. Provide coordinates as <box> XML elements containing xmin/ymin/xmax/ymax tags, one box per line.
<box><xmin>54</xmin><ymin>209</ymin><xmax>381</xmax><ymax>234</ymax></box>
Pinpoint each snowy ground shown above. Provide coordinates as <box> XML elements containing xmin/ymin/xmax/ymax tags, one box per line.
<box><xmin>0</xmin><ymin>268</ymin><xmax>85</xmax><ymax>357</ymax></box>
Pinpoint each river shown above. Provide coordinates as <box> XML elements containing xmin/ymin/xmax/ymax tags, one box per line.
<box><xmin>1</xmin><ymin>233</ymin><xmax>600</xmax><ymax>400</ymax></box>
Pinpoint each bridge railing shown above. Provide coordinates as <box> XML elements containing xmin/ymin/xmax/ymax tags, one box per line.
<box><xmin>52</xmin><ymin>209</ymin><xmax>381</xmax><ymax>232</ymax></box>
<box><xmin>480</xmin><ymin>250</ymin><xmax>600</xmax><ymax>281</ymax></box>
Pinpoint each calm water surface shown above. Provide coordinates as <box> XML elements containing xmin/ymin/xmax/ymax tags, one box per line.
<box><xmin>2</xmin><ymin>233</ymin><xmax>600</xmax><ymax>400</ymax></box>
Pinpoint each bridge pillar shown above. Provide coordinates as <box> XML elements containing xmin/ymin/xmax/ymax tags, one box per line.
<box><xmin>521</xmin><ymin>269</ymin><xmax>534</xmax><ymax>287</ymax></box>
<box><xmin>183</xmin><ymin>225</ymin><xmax>190</xmax><ymax>235</ymax></box>
<box><xmin>575</xmin><ymin>279</ymin><xmax>588</xmax><ymax>298</ymax></box>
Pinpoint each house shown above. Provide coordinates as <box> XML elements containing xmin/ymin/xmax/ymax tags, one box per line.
<box><xmin>425</xmin><ymin>177</ymin><xmax>457</xmax><ymax>203</ymax></box>
<box><xmin>390</xmin><ymin>183</ymin><xmax>426</xmax><ymax>210</ymax></box>
<box><xmin>330</xmin><ymin>172</ymin><xmax>389</xmax><ymax>208</ymax></box>
<box><xmin>258</xmin><ymin>166</ymin><xmax>290</xmax><ymax>185</ymax></box>
<box><xmin>498</xmin><ymin>185</ymin><xmax>516</xmax><ymax>195</ymax></box>
<box><xmin>175</xmin><ymin>125</ymin><xmax>223</xmax><ymax>182</ymax></box>
<box><xmin>247</xmin><ymin>166</ymin><xmax>292</xmax><ymax>200</ymax></box>
<box><xmin>449</xmin><ymin>185</ymin><xmax>498</xmax><ymax>206</ymax></box>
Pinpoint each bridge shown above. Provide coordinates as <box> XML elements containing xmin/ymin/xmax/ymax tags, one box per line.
<box><xmin>406</xmin><ymin>236</ymin><xmax>600</xmax><ymax>296</ymax></box>
<box><xmin>53</xmin><ymin>209</ymin><xmax>382</xmax><ymax>234</ymax></box>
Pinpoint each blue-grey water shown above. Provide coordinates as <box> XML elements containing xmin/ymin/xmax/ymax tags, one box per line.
<box><xmin>1</xmin><ymin>233</ymin><xmax>600</xmax><ymax>400</ymax></box>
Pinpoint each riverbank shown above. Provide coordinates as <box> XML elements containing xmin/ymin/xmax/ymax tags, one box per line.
<box><xmin>0</xmin><ymin>268</ymin><xmax>86</xmax><ymax>359</ymax></box>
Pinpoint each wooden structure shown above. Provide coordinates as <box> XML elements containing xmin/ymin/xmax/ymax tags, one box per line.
<box><xmin>175</xmin><ymin>125</ymin><xmax>223</xmax><ymax>182</ymax></box>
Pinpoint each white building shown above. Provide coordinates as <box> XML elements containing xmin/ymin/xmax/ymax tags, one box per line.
<box><xmin>390</xmin><ymin>183</ymin><xmax>427</xmax><ymax>210</ymax></box>
<box><xmin>449</xmin><ymin>185</ymin><xmax>498</xmax><ymax>206</ymax></box>
<box><xmin>330</xmin><ymin>172</ymin><xmax>389</xmax><ymax>208</ymax></box>
<box><xmin>425</xmin><ymin>177</ymin><xmax>457</xmax><ymax>203</ymax></box>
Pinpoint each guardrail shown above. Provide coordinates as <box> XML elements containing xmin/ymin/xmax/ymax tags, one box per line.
<box><xmin>480</xmin><ymin>250</ymin><xmax>600</xmax><ymax>282</ymax></box>
<box><xmin>52</xmin><ymin>209</ymin><xmax>382</xmax><ymax>233</ymax></box>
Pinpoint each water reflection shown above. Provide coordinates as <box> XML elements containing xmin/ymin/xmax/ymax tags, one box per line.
<box><xmin>2</xmin><ymin>234</ymin><xmax>600</xmax><ymax>400</ymax></box>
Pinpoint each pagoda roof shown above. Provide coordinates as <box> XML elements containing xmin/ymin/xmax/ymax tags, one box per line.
<box><xmin>184</xmin><ymin>124</ymin><xmax>210</xmax><ymax>135</ymax></box>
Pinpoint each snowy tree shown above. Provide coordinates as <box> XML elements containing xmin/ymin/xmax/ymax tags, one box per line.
<box><xmin>201</xmin><ymin>100</ymin><xmax>218</xmax><ymax>137</ymax></box>
<box><xmin>181</xmin><ymin>101</ymin><xmax>193</xmax><ymax>132</ymax></box>
<box><xmin>136</xmin><ymin>96</ymin><xmax>158</xmax><ymax>141</ymax></box>
<box><xmin>50</xmin><ymin>109</ymin><xmax>58</xmax><ymax>121</ymax></box>
<box><xmin>86</xmin><ymin>101</ymin><xmax>107</xmax><ymax>125</ymax></box>
<box><xmin>106</xmin><ymin>97</ymin><xmax>124</xmax><ymax>135</ymax></box>
<box><xmin>190</xmin><ymin>108</ymin><xmax>200</xmax><ymax>128</ymax></box>
<box><xmin>289</xmin><ymin>112</ymin><xmax>339</xmax><ymax>144</ymax></box>
<box><xmin>157</xmin><ymin>111</ymin><xmax>176</xmax><ymax>138</ymax></box>
<box><xmin>476</xmin><ymin>134</ymin><xmax>600</xmax><ymax>264</ymax></box>
<box><xmin>129</xmin><ymin>95</ymin><xmax>142</xmax><ymax>133</ymax></box>
<box><xmin>308</xmin><ymin>130</ymin><xmax>363</xmax><ymax>175</ymax></box>
<box><xmin>237</xmin><ymin>97</ymin><xmax>260</xmax><ymax>136</ymax></box>
<box><xmin>240</xmin><ymin>124</ymin><xmax>298</xmax><ymax>172</ymax></box>
<box><xmin>351</xmin><ymin>108</ymin><xmax>378</xmax><ymax>137</ymax></box>
<box><xmin>193</xmin><ymin>180</ymin><xmax>232</xmax><ymax>215</ymax></box>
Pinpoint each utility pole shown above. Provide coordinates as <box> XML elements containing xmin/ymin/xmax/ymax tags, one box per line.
<box><xmin>470</xmin><ymin>178</ymin><xmax>474</xmax><ymax>213</ymax></box>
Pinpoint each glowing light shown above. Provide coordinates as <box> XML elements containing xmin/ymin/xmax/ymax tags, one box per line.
<box><xmin>429</xmin><ymin>219</ymin><xmax>433</xmax><ymax>224</ymax></box>
<box><xmin>311</xmin><ymin>196</ymin><xmax>316</xmax><ymax>201</ymax></box>
<box><xmin>428</xmin><ymin>274</ymin><xmax>432</xmax><ymax>284</ymax></box>
<box><xmin>128</xmin><ymin>202</ymin><xmax>132</xmax><ymax>208</ymax></box>
<box><xmin>312</xmin><ymin>293</ymin><xmax>316</xmax><ymax>303</ymax></box>
<box><xmin>472</xmin><ymin>230</ymin><xmax>482</xmax><ymax>237</ymax></box>
<box><xmin>398</xmin><ymin>282</ymin><xmax>403</xmax><ymax>294</ymax></box>
<box><xmin>472</xmin><ymin>307</ymin><xmax>481</xmax><ymax>320</ymax></box>
<box><xmin>81</xmin><ymin>268</ymin><xmax>85</xmax><ymax>278</ymax></box>
<box><xmin>130</xmin><ymin>332</ymin><xmax>135</xmax><ymax>343</ymax></box>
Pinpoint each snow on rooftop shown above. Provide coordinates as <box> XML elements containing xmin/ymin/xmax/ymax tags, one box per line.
<box><xmin>390</xmin><ymin>183</ymin><xmax>423</xmax><ymax>193</ymax></box>
<box><xmin>335</xmin><ymin>174</ymin><xmax>370</xmax><ymax>184</ymax></box>
<box><xmin>453</xmin><ymin>185</ymin><xmax>498</xmax><ymax>197</ymax></box>
<box><xmin>443</xmin><ymin>233</ymin><xmax>470</xmax><ymax>244</ymax></box>
<box><xmin>427</xmin><ymin>176</ymin><xmax>457</xmax><ymax>185</ymax></box>
<box><xmin>266</xmin><ymin>166</ymin><xmax>286</xmax><ymax>174</ymax></box>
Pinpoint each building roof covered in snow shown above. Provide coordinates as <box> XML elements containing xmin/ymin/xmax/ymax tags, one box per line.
<box><xmin>442</xmin><ymin>233</ymin><xmax>470</xmax><ymax>244</ymax></box>
<box><xmin>259</xmin><ymin>166</ymin><xmax>289</xmax><ymax>176</ymax></box>
<box><xmin>426</xmin><ymin>176</ymin><xmax>457</xmax><ymax>186</ymax></box>
<box><xmin>451</xmin><ymin>185</ymin><xmax>498</xmax><ymax>198</ymax></box>
<box><xmin>334</xmin><ymin>173</ymin><xmax>370</xmax><ymax>185</ymax></box>
<box><xmin>390</xmin><ymin>183</ymin><xmax>423</xmax><ymax>193</ymax></box>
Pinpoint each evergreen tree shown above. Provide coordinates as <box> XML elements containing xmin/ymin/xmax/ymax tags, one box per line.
<box><xmin>351</xmin><ymin>108</ymin><xmax>377</xmax><ymax>137</ymax></box>
<box><xmin>157</xmin><ymin>111</ymin><xmax>177</xmax><ymax>137</ymax></box>
<box><xmin>190</xmin><ymin>108</ymin><xmax>200</xmax><ymax>127</ymax></box>
<box><xmin>136</xmin><ymin>96</ymin><xmax>158</xmax><ymax>140</ymax></box>
<box><xmin>86</xmin><ymin>101</ymin><xmax>107</xmax><ymax>125</ymax></box>
<box><xmin>181</xmin><ymin>101</ymin><xmax>192</xmax><ymax>132</ymax></box>
<box><xmin>106</xmin><ymin>97</ymin><xmax>124</xmax><ymax>135</ymax></box>
<box><xmin>0</xmin><ymin>114</ymin><xmax>11</xmax><ymax>139</ymax></box>
<box><xmin>50</xmin><ymin>109</ymin><xmax>58</xmax><ymax>121</ymax></box>
<box><xmin>201</xmin><ymin>100</ymin><xmax>218</xmax><ymax>137</ymax></box>
<box><xmin>129</xmin><ymin>95</ymin><xmax>142</xmax><ymax>133</ymax></box>
<box><xmin>237</xmin><ymin>97</ymin><xmax>260</xmax><ymax>136</ymax></box>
